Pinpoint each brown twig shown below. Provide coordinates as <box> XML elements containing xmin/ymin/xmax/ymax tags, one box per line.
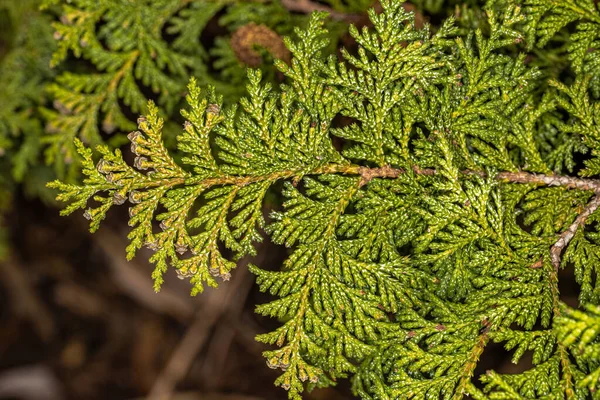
<box><xmin>550</xmin><ymin>195</ymin><xmax>600</xmax><ymax>272</ymax></box>
<box><xmin>279</xmin><ymin>0</ymin><xmax>363</xmax><ymax>22</ymax></box>
<box><xmin>538</xmin><ymin>195</ymin><xmax>600</xmax><ymax>399</ymax></box>
<box><xmin>278</xmin><ymin>1</ymin><xmax>425</xmax><ymax>27</ymax></box>
<box><xmin>496</xmin><ymin>171</ymin><xmax>600</xmax><ymax>193</ymax></box>
<box><xmin>357</xmin><ymin>164</ymin><xmax>402</xmax><ymax>186</ymax></box>
<box><xmin>146</xmin><ymin>313</ymin><xmax>211</xmax><ymax>400</ymax></box>
<box><xmin>101</xmin><ymin>160</ymin><xmax>600</xmax><ymax>197</ymax></box>
<box><xmin>231</xmin><ymin>23</ymin><xmax>291</xmax><ymax>67</ymax></box>
<box><xmin>540</xmin><ymin>195</ymin><xmax>600</xmax><ymax>397</ymax></box>
<box><xmin>199</xmin><ymin>271</ymin><xmax>257</xmax><ymax>389</ymax></box>
<box><xmin>352</xmin><ymin>165</ymin><xmax>600</xmax><ymax>192</ymax></box>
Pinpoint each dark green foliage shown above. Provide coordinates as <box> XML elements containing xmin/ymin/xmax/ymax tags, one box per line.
<box><xmin>519</xmin><ymin>0</ymin><xmax>600</xmax><ymax>80</ymax></box>
<box><xmin>44</xmin><ymin>0</ymin><xmax>215</xmax><ymax>177</ymax></box>
<box><xmin>0</xmin><ymin>0</ymin><xmax>55</xmax><ymax>189</ymax></box>
<box><xmin>49</xmin><ymin>0</ymin><xmax>600</xmax><ymax>399</ymax></box>
<box><xmin>42</xmin><ymin>0</ymin><xmax>374</xmax><ymax>179</ymax></box>
<box><xmin>0</xmin><ymin>0</ymin><xmax>57</xmax><ymax>256</ymax></box>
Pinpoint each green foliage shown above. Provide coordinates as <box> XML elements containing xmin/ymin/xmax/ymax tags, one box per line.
<box><xmin>43</xmin><ymin>0</ymin><xmax>374</xmax><ymax>179</ymax></box>
<box><xmin>519</xmin><ymin>0</ymin><xmax>600</xmax><ymax>73</ymax></box>
<box><xmin>49</xmin><ymin>0</ymin><xmax>600</xmax><ymax>399</ymax></box>
<box><xmin>555</xmin><ymin>303</ymin><xmax>600</xmax><ymax>396</ymax></box>
<box><xmin>0</xmin><ymin>0</ymin><xmax>57</xmax><ymax>257</ymax></box>
<box><xmin>0</xmin><ymin>0</ymin><xmax>55</xmax><ymax>187</ymax></box>
<box><xmin>44</xmin><ymin>0</ymin><xmax>211</xmax><ymax>177</ymax></box>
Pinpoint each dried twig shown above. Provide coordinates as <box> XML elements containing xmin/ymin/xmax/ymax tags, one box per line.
<box><xmin>279</xmin><ymin>0</ymin><xmax>363</xmax><ymax>21</ymax></box>
<box><xmin>496</xmin><ymin>171</ymin><xmax>600</xmax><ymax>193</ymax></box>
<box><xmin>358</xmin><ymin>165</ymin><xmax>600</xmax><ymax>193</ymax></box>
<box><xmin>539</xmin><ymin>194</ymin><xmax>600</xmax><ymax>396</ymax></box>
<box><xmin>550</xmin><ymin>195</ymin><xmax>600</xmax><ymax>271</ymax></box>
<box><xmin>146</xmin><ymin>314</ymin><xmax>211</xmax><ymax>400</ymax></box>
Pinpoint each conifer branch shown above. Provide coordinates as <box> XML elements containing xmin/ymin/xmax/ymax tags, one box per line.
<box><xmin>550</xmin><ymin>194</ymin><xmax>600</xmax><ymax>272</ymax></box>
<box><xmin>47</xmin><ymin>1</ymin><xmax>600</xmax><ymax>397</ymax></box>
<box><xmin>104</xmin><ymin>163</ymin><xmax>600</xmax><ymax>194</ymax></box>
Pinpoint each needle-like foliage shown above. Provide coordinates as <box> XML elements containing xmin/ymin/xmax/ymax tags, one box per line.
<box><xmin>50</xmin><ymin>0</ymin><xmax>600</xmax><ymax>398</ymax></box>
<box><xmin>42</xmin><ymin>0</ymin><xmax>374</xmax><ymax>180</ymax></box>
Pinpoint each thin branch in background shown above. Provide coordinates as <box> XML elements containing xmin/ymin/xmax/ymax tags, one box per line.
<box><xmin>279</xmin><ymin>0</ymin><xmax>363</xmax><ymax>21</ymax></box>
<box><xmin>278</xmin><ymin>1</ymin><xmax>423</xmax><ymax>27</ymax></box>
<box><xmin>0</xmin><ymin>255</ymin><xmax>55</xmax><ymax>341</ymax></box>
<box><xmin>147</xmin><ymin>264</ymin><xmax>254</xmax><ymax>400</ymax></box>
<box><xmin>200</xmin><ymin>273</ymin><xmax>257</xmax><ymax>390</ymax></box>
<box><xmin>93</xmin><ymin>229</ymin><xmax>195</xmax><ymax>322</ymax></box>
